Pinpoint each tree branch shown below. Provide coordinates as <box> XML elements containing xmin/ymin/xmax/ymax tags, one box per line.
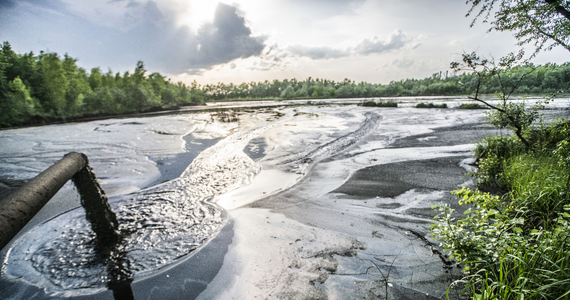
<box><xmin>468</xmin><ymin>95</ymin><xmax>532</xmax><ymax>149</ymax></box>
<box><xmin>468</xmin><ymin>96</ymin><xmax>505</xmax><ymax>113</ymax></box>
<box><xmin>545</xmin><ymin>0</ymin><xmax>570</xmax><ymax>22</ymax></box>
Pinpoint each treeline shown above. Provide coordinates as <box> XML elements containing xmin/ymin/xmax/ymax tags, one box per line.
<box><xmin>202</xmin><ymin>63</ymin><xmax>570</xmax><ymax>101</ymax></box>
<box><xmin>0</xmin><ymin>42</ymin><xmax>205</xmax><ymax>127</ymax></box>
<box><xmin>2</xmin><ymin>41</ymin><xmax>570</xmax><ymax>128</ymax></box>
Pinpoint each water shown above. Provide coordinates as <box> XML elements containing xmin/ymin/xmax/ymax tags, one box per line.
<box><xmin>71</xmin><ymin>157</ymin><xmax>121</xmax><ymax>248</ymax></box>
<box><xmin>0</xmin><ymin>114</ymin><xmax>257</xmax><ymax>297</ymax></box>
<box><xmin>274</xmin><ymin>112</ymin><xmax>381</xmax><ymax>173</ymax></box>
<box><xmin>1</xmin><ymin>124</ymin><xmax>280</xmax><ymax>297</ymax></box>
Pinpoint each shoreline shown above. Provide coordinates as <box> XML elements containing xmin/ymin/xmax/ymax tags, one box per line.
<box><xmin>4</xmin><ymin>95</ymin><xmax>566</xmax><ymax>132</ymax></box>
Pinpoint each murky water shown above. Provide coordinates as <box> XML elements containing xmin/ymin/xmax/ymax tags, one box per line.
<box><xmin>0</xmin><ymin>105</ymin><xmax>380</xmax><ymax>296</ymax></box>
<box><xmin>0</xmin><ymin>114</ymin><xmax>256</xmax><ymax>296</ymax></box>
<box><xmin>2</xmin><ymin>126</ymin><xmax>273</xmax><ymax>295</ymax></box>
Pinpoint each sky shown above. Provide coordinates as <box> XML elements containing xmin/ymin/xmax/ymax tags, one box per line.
<box><xmin>0</xmin><ymin>0</ymin><xmax>568</xmax><ymax>86</ymax></box>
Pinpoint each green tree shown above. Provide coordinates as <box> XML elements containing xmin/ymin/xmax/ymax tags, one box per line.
<box><xmin>189</xmin><ymin>80</ymin><xmax>205</xmax><ymax>105</ymax></box>
<box><xmin>0</xmin><ymin>76</ymin><xmax>35</xmax><ymax>126</ymax></box>
<box><xmin>38</xmin><ymin>52</ymin><xmax>68</xmax><ymax>116</ymax></box>
<box><xmin>468</xmin><ymin>0</ymin><xmax>570</xmax><ymax>55</ymax></box>
<box><xmin>451</xmin><ymin>52</ymin><xmax>539</xmax><ymax>149</ymax></box>
<box><xmin>63</xmin><ymin>54</ymin><xmax>91</xmax><ymax>115</ymax></box>
<box><xmin>88</xmin><ymin>67</ymin><xmax>102</xmax><ymax>90</ymax></box>
<box><xmin>280</xmin><ymin>85</ymin><xmax>296</xmax><ymax>99</ymax></box>
<box><xmin>133</xmin><ymin>60</ymin><xmax>146</xmax><ymax>84</ymax></box>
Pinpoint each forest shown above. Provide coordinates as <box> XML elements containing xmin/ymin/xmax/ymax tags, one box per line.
<box><xmin>0</xmin><ymin>42</ymin><xmax>204</xmax><ymax>128</ymax></box>
<box><xmin>1</xmin><ymin>40</ymin><xmax>570</xmax><ymax>128</ymax></box>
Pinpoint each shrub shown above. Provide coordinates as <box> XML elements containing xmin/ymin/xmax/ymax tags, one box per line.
<box><xmin>361</xmin><ymin>101</ymin><xmax>398</xmax><ymax>107</ymax></box>
<box><xmin>472</xmin><ymin>135</ymin><xmax>524</xmax><ymax>188</ymax></box>
<box><xmin>377</xmin><ymin>101</ymin><xmax>397</xmax><ymax>107</ymax></box>
<box><xmin>432</xmin><ymin>129</ymin><xmax>570</xmax><ymax>299</ymax></box>
<box><xmin>458</xmin><ymin>103</ymin><xmax>485</xmax><ymax>109</ymax></box>
<box><xmin>416</xmin><ymin>102</ymin><xmax>447</xmax><ymax>108</ymax></box>
<box><xmin>432</xmin><ymin>187</ymin><xmax>570</xmax><ymax>300</ymax></box>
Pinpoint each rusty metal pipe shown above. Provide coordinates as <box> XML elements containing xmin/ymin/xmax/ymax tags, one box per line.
<box><xmin>0</xmin><ymin>152</ymin><xmax>87</xmax><ymax>250</ymax></box>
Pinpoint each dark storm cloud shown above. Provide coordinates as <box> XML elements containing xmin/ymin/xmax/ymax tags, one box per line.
<box><xmin>0</xmin><ymin>0</ymin><xmax>266</xmax><ymax>75</ymax></box>
<box><xmin>0</xmin><ymin>0</ymin><xmax>16</xmax><ymax>9</ymax></box>
<box><xmin>191</xmin><ymin>3</ymin><xmax>266</xmax><ymax>68</ymax></box>
<box><xmin>355</xmin><ymin>30</ymin><xmax>409</xmax><ymax>55</ymax></box>
<box><xmin>287</xmin><ymin>45</ymin><xmax>349</xmax><ymax>59</ymax></box>
<box><xmin>114</xmin><ymin>2</ymin><xmax>266</xmax><ymax>74</ymax></box>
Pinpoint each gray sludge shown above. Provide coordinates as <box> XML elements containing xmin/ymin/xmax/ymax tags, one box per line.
<box><xmin>276</xmin><ymin>112</ymin><xmax>380</xmax><ymax>173</ymax></box>
<box><xmin>2</xmin><ymin>126</ymin><xmax>268</xmax><ymax>297</ymax></box>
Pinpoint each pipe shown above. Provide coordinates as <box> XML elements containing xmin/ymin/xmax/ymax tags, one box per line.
<box><xmin>0</xmin><ymin>152</ymin><xmax>120</xmax><ymax>250</ymax></box>
<box><xmin>0</xmin><ymin>152</ymin><xmax>86</xmax><ymax>250</ymax></box>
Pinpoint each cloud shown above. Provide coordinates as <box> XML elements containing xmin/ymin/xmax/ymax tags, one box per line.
<box><xmin>0</xmin><ymin>0</ymin><xmax>66</xmax><ymax>11</ymax></box>
<box><xmin>245</xmin><ymin>44</ymin><xmax>293</xmax><ymax>71</ymax></box>
<box><xmin>0</xmin><ymin>0</ymin><xmax>266</xmax><ymax>75</ymax></box>
<box><xmin>355</xmin><ymin>29</ymin><xmax>409</xmax><ymax>55</ymax></box>
<box><xmin>285</xmin><ymin>0</ymin><xmax>366</xmax><ymax>19</ymax></box>
<box><xmin>392</xmin><ymin>57</ymin><xmax>414</xmax><ymax>69</ymax></box>
<box><xmin>191</xmin><ymin>3</ymin><xmax>266</xmax><ymax>68</ymax></box>
<box><xmin>0</xmin><ymin>0</ymin><xmax>16</xmax><ymax>9</ymax></box>
<box><xmin>287</xmin><ymin>45</ymin><xmax>349</xmax><ymax>59</ymax></box>
<box><xmin>287</xmin><ymin>29</ymin><xmax>411</xmax><ymax>60</ymax></box>
<box><xmin>128</xmin><ymin>2</ymin><xmax>266</xmax><ymax>74</ymax></box>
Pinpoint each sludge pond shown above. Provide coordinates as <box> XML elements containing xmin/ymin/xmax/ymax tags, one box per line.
<box><xmin>1</xmin><ymin>100</ymin><xmax>566</xmax><ymax>299</ymax></box>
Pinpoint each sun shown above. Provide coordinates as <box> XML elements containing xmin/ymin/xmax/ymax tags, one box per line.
<box><xmin>182</xmin><ymin>0</ymin><xmax>220</xmax><ymax>31</ymax></box>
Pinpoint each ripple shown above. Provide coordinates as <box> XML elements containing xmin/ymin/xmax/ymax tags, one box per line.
<box><xmin>3</xmin><ymin>126</ymin><xmax>270</xmax><ymax>296</ymax></box>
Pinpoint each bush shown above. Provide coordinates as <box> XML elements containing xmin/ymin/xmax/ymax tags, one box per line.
<box><xmin>472</xmin><ymin>135</ymin><xmax>524</xmax><ymax>188</ymax></box>
<box><xmin>458</xmin><ymin>103</ymin><xmax>485</xmax><ymax>109</ymax></box>
<box><xmin>361</xmin><ymin>101</ymin><xmax>398</xmax><ymax>107</ymax></box>
<box><xmin>431</xmin><ymin>120</ymin><xmax>570</xmax><ymax>299</ymax></box>
<box><xmin>432</xmin><ymin>188</ymin><xmax>570</xmax><ymax>300</ymax></box>
<box><xmin>377</xmin><ymin>101</ymin><xmax>397</xmax><ymax>107</ymax></box>
<box><xmin>416</xmin><ymin>102</ymin><xmax>447</xmax><ymax>108</ymax></box>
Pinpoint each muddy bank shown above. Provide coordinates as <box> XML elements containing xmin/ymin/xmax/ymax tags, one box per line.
<box><xmin>199</xmin><ymin>106</ymin><xmax>495</xmax><ymax>299</ymax></box>
<box><xmin>333</xmin><ymin>156</ymin><xmax>471</xmax><ymax>199</ymax></box>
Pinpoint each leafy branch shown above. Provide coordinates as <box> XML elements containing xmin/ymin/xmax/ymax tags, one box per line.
<box><xmin>451</xmin><ymin>51</ymin><xmax>538</xmax><ymax>149</ymax></box>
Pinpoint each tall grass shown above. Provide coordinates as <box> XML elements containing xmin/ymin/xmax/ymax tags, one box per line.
<box><xmin>503</xmin><ymin>154</ymin><xmax>570</xmax><ymax>229</ymax></box>
<box><xmin>431</xmin><ymin>130</ymin><xmax>570</xmax><ymax>299</ymax></box>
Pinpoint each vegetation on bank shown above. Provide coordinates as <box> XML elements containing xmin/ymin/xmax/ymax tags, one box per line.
<box><xmin>361</xmin><ymin>101</ymin><xmax>398</xmax><ymax>107</ymax></box>
<box><xmin>0</xmin><ymin>42</ymin><xmax>205</xmax><ymax>128</ymax></box>
<box><xmin>428</xmin><ymin>51</ymin><xmax>570</xmax><ymax>300</ymax></box>
<box><xmin>458</xmin><ymin>103</ymin><xmax>485</xmax><ymax>109</ymax></box>
<box><xmin>2</xmin><ymin>40</ymin><xmax>570</xmax><ymax>128</ymax></box>
<box><xmin>428</xmin><ymin>0</ymin><xmax>570</xmax><ymax>296</ymax></box>
<box><xmin>416</xmin><ymin>102</ymin><xmax>448</xmax><ymax>108</ymax></box>
<box><xmin>431</xmin><ymin>117</ymin><xmax>570</xmax><ymax>299</ymax></box>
